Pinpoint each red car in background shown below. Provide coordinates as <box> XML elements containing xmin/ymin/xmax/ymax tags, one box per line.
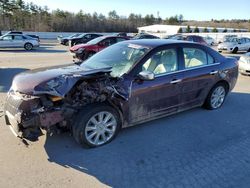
<box><xmin>70</xmin><ymin>35</ymin><xmax>129</xmax><ymax>61</ymax></box>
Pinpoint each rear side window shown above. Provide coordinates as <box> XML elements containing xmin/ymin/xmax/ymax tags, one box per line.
<box><xmin>101</xmin><ymin>38</ymin><xmax>117</xmax><ymax>47</ymax></box>
<box><xmin>116</xmin><ymin>37</ymin><xmax>127</xmax><ymax>42</ymax></box>
<box><xmin>14</xmin><ymin>35</ymin><xmax>23</xmax><ymax>40</ymax></box>
<box><xmin>183</xmin><ymin>48</ymin><xmax>215</xmax><ymax>68</ymax></box>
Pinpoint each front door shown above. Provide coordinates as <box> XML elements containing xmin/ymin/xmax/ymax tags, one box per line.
<box><xmin>0</xmin><ymin>35</ymin><xmax>13</xmax><ymax>47</ymax></box>
<box><xmin>180</xmin><ymin>47</ymin><xmax>220</xmax><ymax>109</ymax></box>
<box><xmin>128</xmin><ymin>47</ymin><xmax>184</xmax><ymax>123</ymax></box>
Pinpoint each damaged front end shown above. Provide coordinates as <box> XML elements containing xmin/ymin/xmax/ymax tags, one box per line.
<box><xmin>4</xmin><ymin>67</ymin><xmax>129</xmax><ymax>141</ymax></box>
<box><xmin>4</xmin><ymin>90</ymin><xmax>74</xmax><ymax>141</ymax></box>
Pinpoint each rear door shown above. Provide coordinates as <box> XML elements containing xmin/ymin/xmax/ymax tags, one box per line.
<box><xmin>12</xmin><ymin>35</ymin><xmax>25</xmax><ymax>47</ymax></box>
<box><xmin>179</xmin><ymin>46</ymin><xmax>220</xmax><ymax>109</ymax></box>
<box><xmin>239</xmin><ymin>38</ymin><xmax>246</xmax><ymax>51</ymax></box>
<box><xmin>246</xmin><ymin>38</ymin><xmax>250</xmax><ymax>51</ymax></box>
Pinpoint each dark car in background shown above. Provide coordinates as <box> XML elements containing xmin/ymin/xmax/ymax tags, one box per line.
<box><xmin>58</xmin><ymin>33</ymin><xmax>82</xmax><ymax>46</ymax></box>
<box><xmin>166</xmin><ymin>34</ymin><xmax>208</xmax><ymax>45</ymax></box>
<box><xmin>184</xmin><ymin>35</ymin><xmax>208</xmax><ymax>45</ymax></box>
<box><xmin>4</xmin><ymin>39</ymin><xmax>238</xmax><ymax>148</ymax></box>
<box><xmin>132</xmin><ymin>33</ymin><xmax>160</xmax><ymax>39</ymax></box>
<box><xmin>69</xmin><ymin>33</ymin><xmax>103</xmax><ymax>46</ymax></box>
<box><xmin>70</xmin><ymin>35</ymin><xmax>129</xmax><ymax>61</ymax></box>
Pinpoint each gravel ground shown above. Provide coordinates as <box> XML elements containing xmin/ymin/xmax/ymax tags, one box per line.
<box><xmin>0</xmin><ymin>42</ymin><xmax>250</xmax><ymax>188</ymax></box>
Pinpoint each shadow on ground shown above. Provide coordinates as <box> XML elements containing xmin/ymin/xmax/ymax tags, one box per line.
<box><xmin>0</xmin><ymin>68</ymin><xmax>29</xmax><ymax>92</ymax></box>
<box><xmin>44</xmin><ymin>92</ymin><xmax>250</xmax><ymax>187</ymax></box>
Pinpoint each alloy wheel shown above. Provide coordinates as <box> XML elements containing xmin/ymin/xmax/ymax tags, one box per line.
<box><xmin>85</xmin><ymin>111</ymin><xmax>117</xmax><ymax>146</ymax></box>
<box><xmin>210</xmin><ymin>86</ymin><xmax>226</xmax><ymax>109</ymax></box>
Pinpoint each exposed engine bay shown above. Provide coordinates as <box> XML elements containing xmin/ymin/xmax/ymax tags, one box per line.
<box><xmin>5</xmin><ymin>71</ymin><xmax>129</xmax><ymax>141</ymax></box>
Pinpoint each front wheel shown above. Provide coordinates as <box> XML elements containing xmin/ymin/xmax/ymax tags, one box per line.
<box><xmin>232</xmin><ymin>47</ymin><xmax>238</xmax><ymax>54</ymax></box>
<box><xmin>73</xmin><ymin>104</ymin><xmax>121</xmax><ymax>148</ymax></box>
<box><xmin>24</xmin><ymin>43</ymin><xmax>33</xmax><ymax>50</ymax></box>
<box><xmin>203</xmin><ymin>83</ymin><xmax>228</xmax><ymax>110</ymax></box>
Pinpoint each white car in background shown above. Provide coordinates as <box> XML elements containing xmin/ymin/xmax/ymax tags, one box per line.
<box><xmin>203</xmin><ymin>36</ymin><xmax>216</xmax><ymax>46</ymax></box>
<box><xmin>239</xmin><ymin>52</ymin><xmax>250</xmax><ymax>75</ymax></box>
<box><xmin>0</xmin><ymin>34</ymin><xmax>40</xmax><ymax>50</ymax></box>
<box><xmin>218</xmin><ymin>37</ymin><xmax>250</xmax><ymax>53</ymax></box>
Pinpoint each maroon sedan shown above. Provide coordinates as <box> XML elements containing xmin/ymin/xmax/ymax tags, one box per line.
<box><xmin>4</xmin><ymin>40</ymin><xmax>238</xmax><ymax>147</ymax></box>
<box><xmin>70</xmin><ymin>35</ymin><xmax>129</xmax><ymax>61</ymax></box>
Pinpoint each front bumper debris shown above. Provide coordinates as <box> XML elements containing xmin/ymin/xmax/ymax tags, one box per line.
<box><xmin>4</xmin><ymin>91</ymin><xmax>66</xmax><ymax>141</ymax></box>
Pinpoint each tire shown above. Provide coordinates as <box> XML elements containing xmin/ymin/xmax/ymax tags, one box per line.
<box><xmin>73</xmin><ymin>103</ymin><xmax>121</xmax><ymax>148</ymax></box>
<box><xmin>24</xmin><ymin>43</ymin><xmax>33</xmax><ymax>50</ymax></box>
<box><xmin>247</xmin><ymin>48</ymin><xmax>250</xmax><ymax>52</ymax></box>
<box><xmin>203</xmin><ymin>83</ymin><xmax>228</xmax><ymax>110</ymax></box>
<box><xmin>232</xmin><ymin>47</ymin><xmax>238</xmax><ymax>54</ymax></box>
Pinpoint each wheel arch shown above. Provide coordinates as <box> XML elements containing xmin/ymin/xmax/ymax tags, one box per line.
<box><xmin>103</xmin><ymin>100</ymin><xmax>124</xmax><ymax>127</ymax></box>
<box><xmin>214</xmin><ymin>80</ymin><xmax>230</xmax><ymax>93</ymax></box>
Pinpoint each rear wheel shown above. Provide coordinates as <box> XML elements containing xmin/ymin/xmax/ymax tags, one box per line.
<box><xmin>247</xmin><ymin>48</ymin><xmax>250</xmax><ymax>52</ymax></box>
<box><xmin>232</xmin><ymin>47</ymin><xmax>238</xmax><ymax>54</ymax></box>
<box><xmin>203</xmin><ymin>83</ymin><xmax>228</xmax><ymax>110</ymax></box>
<box><xmin>24</xmin><ymin>43</ymin><xmax>33</xmax><ymax>50</ymax></box>
<box><xmin>73</xmin><ymin>104</ymin><xmax>121</xmax><ymax>148</ymax></box>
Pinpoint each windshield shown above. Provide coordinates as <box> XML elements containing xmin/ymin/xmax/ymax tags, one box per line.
<box><xmin>225</xmin><ymin>38</ymin><xmax>239</xmax><ymax>43</ymax></box>
<box><xmin>70</xmin><ymin>33</ymin><xmax>81</xmax><ymax>38</ymax></box>
<box><xmin>87</xmin><ymin>36</ymin><xmax>105</xmax><ymax>45</ymax></box>
<box><xmin>81</xmin><ymin>42</ymin><xmax>151</xmax><ymax>77</ymax></box>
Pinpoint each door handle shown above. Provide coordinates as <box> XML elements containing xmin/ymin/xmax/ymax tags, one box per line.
<box><xmin>170</xmin><ymin>79</ymin><xmax>182</xmax><ymax>84</ymax></box>
<box><xmin>210</xmin><ymin>70</ymin><xmax>218</xmax><ymax>75</ymax></box>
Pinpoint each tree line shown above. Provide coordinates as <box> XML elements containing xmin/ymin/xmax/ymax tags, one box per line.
<box><xmin>0</xmin><ymin>0</ymin><xmax>184</xmax><ymax>32</ymax></box>
<box><xmin>0</xmin><ymin>0</ymin><xmax>249</xmax><ymax>32</ymax></box>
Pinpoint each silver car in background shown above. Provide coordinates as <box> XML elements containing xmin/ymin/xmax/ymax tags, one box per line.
<box><xmin>203</xmin><ymin>36</ymin><xmax>216</xmax><ymax>46</ymax></box>
<box><xmin>0</xmin><ymin>34</ymin><xmax>40</xmax><ymax>50</ymax></box>
<box><xmin>239</xmin><ymin>52</ymin><xmax>250</xmax><ymax>75</ymax></box>
<box><xmin>218</xmin><ymin>37</ymin><xmax>250</xmax><ymax>54</ymax></box>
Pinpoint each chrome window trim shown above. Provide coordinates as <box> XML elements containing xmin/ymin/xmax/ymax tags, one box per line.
<box><xmin>155</xmin><ymin>62</ymin><xmax>220</xmax><ymax>78</ymax></box>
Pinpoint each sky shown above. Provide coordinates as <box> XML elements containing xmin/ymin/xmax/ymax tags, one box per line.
<box><xmin>23</xmin><ymin>0</ymin><xmax>250</xmax><ymax>21</ymax></box>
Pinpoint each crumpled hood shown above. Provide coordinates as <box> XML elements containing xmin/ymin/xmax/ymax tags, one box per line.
<box><xmin>70</xmin><ymin>43</ymin><xmax>93</xmax><ymax>51</ymax></box>
<box><xmin>11</xmin><ymin>64</ymin><xmax>111</xmax><ymax>97</ymax></box>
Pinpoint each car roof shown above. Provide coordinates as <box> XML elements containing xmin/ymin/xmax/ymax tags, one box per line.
<box><xmin>123</xmin><ymin>39</ymin><xmax>191</xmax><ymax>48</ymax></box>
<box><xmin>99</xmin><ymin>35</ymin><xmax>127</xmax><ymax>39</ymax></box>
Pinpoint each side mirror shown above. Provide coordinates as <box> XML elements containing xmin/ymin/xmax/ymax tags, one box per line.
<box><xmin>138</xmin><ymin>70</ymin><xmax>155</xmax><ymax>81</ymax></box>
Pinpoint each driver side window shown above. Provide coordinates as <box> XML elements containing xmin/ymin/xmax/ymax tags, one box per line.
<box><xmin>142</xmin><ymin>49</ymin><xmax>178</xmax><ymax>76</ymax></box>
<box><xmin>3</xmin><ymin>35</ymin><xmax>13</xmax><ymax>40</ymax></box>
